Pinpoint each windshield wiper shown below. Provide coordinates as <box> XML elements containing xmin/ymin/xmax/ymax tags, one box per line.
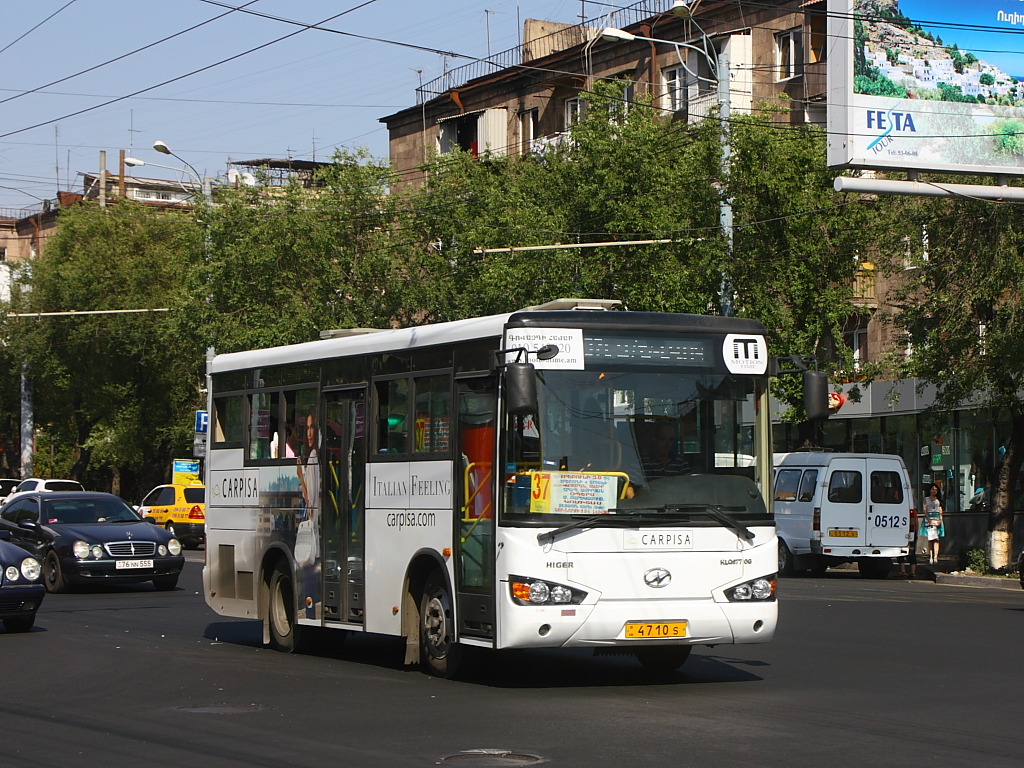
<box><xmin>608</xmin><ymin>503</ymin><xmax>755</xmax><ymax>542</ymax></box>
<box><xmin>537</xmin><ymin>515</ymin><xmax>609</xmax><ymax>545</ymax></box>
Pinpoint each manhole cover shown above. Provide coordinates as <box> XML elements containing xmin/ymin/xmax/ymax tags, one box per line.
<box><xmin>175</xmin><ymin>704</ymin><xmax>263</xmax><ymax>715</ymax></box>
<box><xmin>436</xmin><ymin>749</ymin><xmax>546</xmax><ymax>766</ymax></box>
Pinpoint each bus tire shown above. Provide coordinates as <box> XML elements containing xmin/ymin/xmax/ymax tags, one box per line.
<box><xmin>778</xmin><ymin>541</ymin><xmax>795</xmax><ymax>576</ymax></box>
<box><xmin>268</xmin><ymin>561</ymin><xmax>302</xmax><ymax>653</ymax></box>
<box><xmin>635</xmin><ymin>645</ymin><xmax>692</xmax><ymax>674</ymax></box>
<box><xmin>419</xmin><ymin>572</ymin><xmax>462</xmax><ymax>678</ymax></box>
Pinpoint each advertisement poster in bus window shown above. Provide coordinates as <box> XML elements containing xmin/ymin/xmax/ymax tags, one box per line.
<box><xmin>827</xmin><ymin>0</ymin><xmax>1024</xmax><ymax>175</ymax></box>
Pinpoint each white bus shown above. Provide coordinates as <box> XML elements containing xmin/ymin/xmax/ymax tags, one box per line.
<box><xmin>202</xmin><ymin>300</ymin><xmax>786</xmax><ymax>676</ymax></box>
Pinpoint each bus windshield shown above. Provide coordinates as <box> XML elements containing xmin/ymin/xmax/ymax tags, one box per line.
<box><xmin>502</xmin><ymin>363</ymin><xmax>767</xmax><ymax>523</ymax></box>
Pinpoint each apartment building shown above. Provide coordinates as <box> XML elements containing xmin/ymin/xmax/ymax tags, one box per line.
<box><xmin>380</xmin><ymin>0</ymin><xmax>827</xmax><ymax>189</ymax></box>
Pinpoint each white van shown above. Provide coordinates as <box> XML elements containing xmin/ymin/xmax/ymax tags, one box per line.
<box><xmin>773</xmin><ymin>452</ymin><xmax>913</xmax><ymax>578</ymax></box>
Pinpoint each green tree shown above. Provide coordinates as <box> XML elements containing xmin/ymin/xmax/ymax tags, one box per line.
<box><xmin>883</xmin><ymin>194</ymin><xmax>1024</xmax><ymax>568</ymax></box>
<box><xmin>7</xmin><ymin>200</ymin><xmax>202</xmax><ymax>496</ymax></box>
<box><xmin>401</xmin><ymin>84</ymin><xmax>895</xmax><ymax>421</ymax></box>
<box><xmin>176</xmin><ymin>148</ymin><xmax>410</xmax><ymax>355</ymax></box>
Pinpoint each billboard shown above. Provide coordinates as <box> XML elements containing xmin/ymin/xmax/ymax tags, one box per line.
<box><xmin>828</xmin><ymin>0</ymin><xmax>1024</xmax><ymax>175</ymax></box>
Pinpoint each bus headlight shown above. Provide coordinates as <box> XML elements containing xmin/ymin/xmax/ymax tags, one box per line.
<box><xmin>725</xmin><ymin>576</ymin><xmax>776</xmax><ymax>602</ymax></box>
<box><xmin>509</xmin><ymin>576</ymin><xmax>587</xmax><ymax>606</ymax></box>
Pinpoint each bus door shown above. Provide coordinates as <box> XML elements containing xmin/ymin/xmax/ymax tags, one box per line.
<box><xmin>455</xmin><ymin>377</ymin><xmax>497</xmax><ymax>640</ymax></box>
<box><xmin>321</xmin><ymin>388</ymin><xmax>367</xmax><ymax>624</ymax></box>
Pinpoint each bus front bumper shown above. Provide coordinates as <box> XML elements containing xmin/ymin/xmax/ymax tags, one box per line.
<box><xmin>496</xmin><ymin>596</ymin><xmax>777</xmax><ymax>650</ymax></box>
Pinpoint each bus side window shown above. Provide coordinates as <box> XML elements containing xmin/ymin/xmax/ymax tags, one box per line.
<box><xmin>249</xmin><ymin>391</ymin><xmax>279</xmax><ymax>460</ymax></box>
<box><xmin>213</xmin><ymin>395</ymin><xmax>244</xmax><ymax>445</ymax></box>
<box><xmin>414</xmin><ymin>374</ymin><xmax>451</xmax><ymax>454</ymax></box>
<box><xmin>376</xmin><ymin>378</ymin><xmax>409</xmax><ymax>455</ymax></box>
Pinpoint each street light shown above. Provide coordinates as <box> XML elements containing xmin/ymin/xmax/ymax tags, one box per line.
<box><xmin>601</xmin><ymin>25</ymin><xmax>734</xmax><ymax>317</ymax></box>
<box><xmin>152</xmin><ymin>140</ymin><xmax>211</xmax><ymax>201</ymax></box>
<box><xmin>124</xmin><ymin>156</ymin><xmax>208</xmax><ymax>201</ymax></box>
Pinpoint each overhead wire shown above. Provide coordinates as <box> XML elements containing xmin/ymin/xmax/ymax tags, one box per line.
<box><xmin>0</xmin><ymin>0</ymin><xmax>382</xmax><ymax>141</ymax></box>
<box><xmin>0</xmin><ymin>0</ymin><xmax>80</xmax><ymax>57</ymax></box>
<box><xmin>0</xmin><ymin>0</ymin><xmax>262</xmax><ymax>107</ymax></box>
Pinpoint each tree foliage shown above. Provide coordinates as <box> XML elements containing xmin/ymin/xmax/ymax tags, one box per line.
<box><xmin>880</xmin><ymin>193</ymin><xmax>1024</xmax><ymax>566</ymax></box>
<box><xmin>6</xmin><ymin>200</ymin><xmax>202</xmax><ymax>496</ymax></box>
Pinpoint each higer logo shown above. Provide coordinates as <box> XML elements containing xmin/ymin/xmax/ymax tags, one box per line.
<box><xmin>866</xmin><ymin>105</ymin><xmax>917</xmax><ymax>153</ymax></box>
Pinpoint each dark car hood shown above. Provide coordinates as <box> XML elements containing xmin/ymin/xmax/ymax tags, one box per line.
<box><xmin>45</xmin><ymin>520</ymin><xmax>171</xmax><ymax>544</ymax></box>
<box><xmin>0</xmin><ymin>537</ymin><xmax>37</xmax><ymax>564</ymax></box>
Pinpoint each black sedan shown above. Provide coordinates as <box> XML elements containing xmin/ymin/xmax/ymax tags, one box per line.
<box><xmin>0</xmin><ymin>492</ymin><xmax>184</xmax><ymax>593</ymax></box>
<box><xmin>0</xmin><ymin>533</ymin><xmax>44</xmax><ymax>632</ymax></box>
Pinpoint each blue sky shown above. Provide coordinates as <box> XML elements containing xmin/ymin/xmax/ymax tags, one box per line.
<box><xmin>899</xmin><ymin>0</ymin><xmax>1024</xmax><ymax>77</ymax></box>
<box><xmin>0</xmin><ymin>0</ymin><xmax>606</xmax><ymax>209</ymax></box>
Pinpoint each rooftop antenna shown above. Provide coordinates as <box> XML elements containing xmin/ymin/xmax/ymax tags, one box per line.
<box><xmin>484</xmin><ymin>9</ymin><xmax>495</xmax><ymax>58</ymax></box>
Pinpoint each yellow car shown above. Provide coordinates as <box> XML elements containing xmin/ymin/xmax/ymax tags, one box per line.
<box><xmin>138</xmin><ymin>484</ymin><xmax>205</xmax><ymax>549</ymax></box>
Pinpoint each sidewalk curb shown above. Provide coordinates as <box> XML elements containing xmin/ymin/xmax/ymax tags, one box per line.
<box><xmin>933</xmin><ymin>572</ymin><xmax>1021</xmax><ymax>590</ymax></box>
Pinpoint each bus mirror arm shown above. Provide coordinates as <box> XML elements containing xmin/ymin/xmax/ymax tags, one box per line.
<box><xmin>494</xmin><ymin>345</ymin><xmax>558</xmax><ymax>416</ymax></box>
<box><xmin>770</xmin><ymin>355</ymin><xmax>830</xmax><ymax>422</ymax></box>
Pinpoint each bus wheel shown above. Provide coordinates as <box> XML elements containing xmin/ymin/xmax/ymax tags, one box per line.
<box><xmin>634</xmin><ymin>645</ymin><xmax>692</xmax><ymax>674</ymax></box>
<box><xmin>420</xmin><ymin>573</ymin><xmax>462</xmax><ymax>678</ymax></box>
<box><xmin>778</xmin><ymin>541</ymin><xmax>795</xmax><ymax>576</ymax></box>
<box><xmin>268</xmin><ymin>561</ymin><xmax>301</xmax><ymax>653</ymax></box>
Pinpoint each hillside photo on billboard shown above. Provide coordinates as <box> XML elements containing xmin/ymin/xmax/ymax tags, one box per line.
<box><xmin>828</xmin><ymin>0</ymin><xmax>1024</xmax><ymax>175</ymax></box>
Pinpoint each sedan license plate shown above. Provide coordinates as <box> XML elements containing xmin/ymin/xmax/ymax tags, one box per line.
<box><xmin>115</xmin><ymin>559</ymin><xmax>154</xmax><ymax>570</ymax></box>
<box><xmin>828</xmin><ymin>529</ymin><xmax>858</xmax><ymax>538</ymax></box>
<box><xmin>624</xmin><ymin>621</ymin><xmax>687</xmax><ymax>639</ymax></box>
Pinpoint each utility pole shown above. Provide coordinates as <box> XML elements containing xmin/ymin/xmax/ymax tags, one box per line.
<box><xmin>717</xmin><ymin>50</ymin><xmax>734</xmax><ymax>317</ymax></box>
<box><xmin>98</xmin><ymin>150</ymin><xmax>107</xmax><ymax>209</ymax></box>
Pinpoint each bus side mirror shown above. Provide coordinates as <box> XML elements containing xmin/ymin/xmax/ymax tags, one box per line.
<box><xmin>505</xmin><ymin>362</ymin><xmax>539</xmax><ymax>416</ymax></box>
<box><xmin>803</xmin><ymin>370</ymin><xmax>829</xmax><ymax>421</ymax></box>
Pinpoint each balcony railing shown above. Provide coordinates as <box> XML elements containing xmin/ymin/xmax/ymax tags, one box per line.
<box><xmin>416</xmin><ymin>1</ymin><xmax>674</xmax><ymax>104</ymax></box>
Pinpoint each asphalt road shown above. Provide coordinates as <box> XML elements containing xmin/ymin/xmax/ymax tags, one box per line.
<box><xmin>2</xmin><ymin>556</ymin><xmax>1021</xmax><ymax>768</ymax></box>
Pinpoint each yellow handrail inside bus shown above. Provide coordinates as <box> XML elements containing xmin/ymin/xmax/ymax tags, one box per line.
<box><xmin>461</xmin><ymin>461</ymin><xmax>493</xmax><ymax>522</ymax></box>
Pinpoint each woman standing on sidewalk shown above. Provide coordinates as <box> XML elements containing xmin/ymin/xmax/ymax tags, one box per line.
<box><xmin>921</xmin><ymin>484</ymin><xmax>945</xmax><ymax>566</ymax></box>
